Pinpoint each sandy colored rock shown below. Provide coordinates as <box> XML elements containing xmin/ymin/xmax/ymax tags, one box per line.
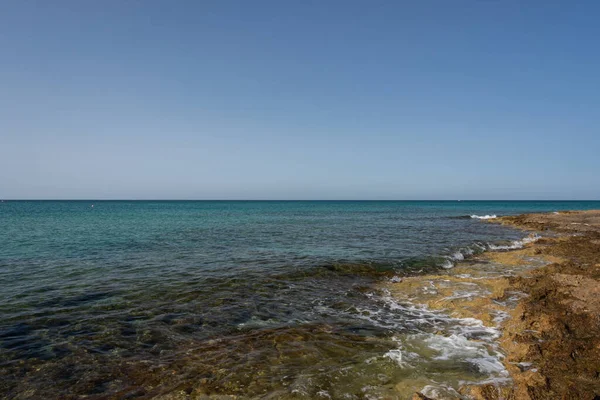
<box><xmin>411</xmin><ymin>392</ymin><xmax>434</xmax><ymax>400</ymax></box>
<box><xmin>459</xmin><ymin>383</ymin><xmax>515</xmax><ymax>400</ymax></box>
<box><xmin>402</xmin><ymin>210</ymin><xmax>600</xmax><ymax>399</ymax></box>
<box><xmin>492</xmin><ymin>210</ymin><xmax>600</xmax><ymax>400</ymax></box>
<box><xmin>495</xmin><ymin>209</ymin><xmax>600</xmax><ymax>234</ymax></box>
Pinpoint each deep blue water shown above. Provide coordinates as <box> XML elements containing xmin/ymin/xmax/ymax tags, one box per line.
<box><xmin>1</xmin><ymin>200</ymin><xmax>598</xmax><ymax>398</ymax></box>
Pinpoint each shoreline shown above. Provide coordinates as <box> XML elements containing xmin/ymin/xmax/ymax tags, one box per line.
<box><xmin>384</xmin><ymin>210</ymin><xmax>600</xmax><ymax>399</ymax></box>
<box><xmin>487</xmin><ymin>210</ymin><xmax>600</xmax><ymax>399</ymax></box>
<box><xmin>2</xmin><ymin>207</ymin><xmax>599</xmax><ymax>399</ymax></box>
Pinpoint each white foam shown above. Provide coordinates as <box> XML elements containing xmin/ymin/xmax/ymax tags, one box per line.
<box><xmin>441</xmin><ymin>291</ymin><xmax>477</xmax><ymax>301</ymax></box>
<box><xmin>492</xmin><ymin>310</ymin><xmax>510</xmax><ymax>324</ymax></box>
<box><xmin>422</xmin><ymin>333</ymin><xmax>506</xmax><ymax>375</ymax></box>
<box><xmin>441</xmin><ymin>248</ymin><xmax>471</xmax><ymax>268</ymax></box>
<box><xmin>420</xmin><ymin>384</ymin><xmax>463</xmax><ymax>399</ymax></box>
<box><xmin>440</xmin><ymin>247</ymin><xmax>478</xmax><ymax>269</ymax></box>
<box><xmin>474</xmin><ymin>242</ymin><xmax>487</xmax><ymax>251</ymax></box>
<box><xmin>384</xmin><ymin>337</ymin><xmax>419</xmax><ymax>368</ymax></box>
<box><xmin>384</xmin><ymin>348</ymin><xmax>407</xmax><ymax>367</ymax></box>
<box><xmin>454</xmin><ymin>317</ymin><xmax>502</xmax><ymax>341</ymax></box>
<box><xmin>471</xmin><ymin>214</ymin><xmax>497</xmax><ymax>219</ymax></box>
<box><xmin>376</xmin><ymin>292</ymin><xmax>508</xmax><ymax>368</ymax></box>
<box><xmin>487</xmin><ymin>234</ymin><xmax>540</xmax><ymax>251</ymax></box>
<box><xmin>517</xmin><ymin>361</ymin><xmax>533</xmax><ymax>368</ymax></box>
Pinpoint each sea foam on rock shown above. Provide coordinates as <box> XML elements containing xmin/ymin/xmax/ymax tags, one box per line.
<box><xmin>470</xmin><ymin>214</ymin><xmax>497</xmax><ymax>219</ymax></box>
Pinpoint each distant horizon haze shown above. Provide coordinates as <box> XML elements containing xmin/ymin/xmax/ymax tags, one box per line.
<box><xmin>2</xmin><ymin>199</ymin><xmax>600</xmax><ymax>202</ymax></box>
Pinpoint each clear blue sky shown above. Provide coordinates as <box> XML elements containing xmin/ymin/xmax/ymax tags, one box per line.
<box><xmin>1</xmin><ymin>1</ymin><xmax>598</xmax><ymax>200</ymax></box>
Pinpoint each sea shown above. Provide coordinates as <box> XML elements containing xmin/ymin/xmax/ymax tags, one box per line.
<box><xmin>1</xmin><ymin>200</ymin><xmax>598</xmax><ymax>399</ymax></box>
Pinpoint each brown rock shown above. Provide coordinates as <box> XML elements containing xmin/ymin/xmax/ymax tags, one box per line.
<box><xmin>411</xmin><ymin>393</ymin><xmax>434</xmax><ymax>400</ymax></box>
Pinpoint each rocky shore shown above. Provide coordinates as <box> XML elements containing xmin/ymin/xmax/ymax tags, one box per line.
<box><xmin>405</xmin><ymin>210</ymin><xmax>600</xmax><ymax>399</ymax></box>
<box><xmin>489</xmin><ymin>210</ymin><xmax>600</xmax><ymax>399</ymax></box>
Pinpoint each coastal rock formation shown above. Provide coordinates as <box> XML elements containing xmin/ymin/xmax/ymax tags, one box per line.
<box><xmin>403</xmin><ymin>210</ymin><xmax>600</xmax><ymax>399</ymax></box>
<box><xmin>491</xmin><ymin>211</ymin><xmax>600</xmax><ymax>400</ymax></box>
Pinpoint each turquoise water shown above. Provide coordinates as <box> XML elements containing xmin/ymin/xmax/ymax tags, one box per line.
<box><xmin>1</xmin><ymin>200</ymin><xmax>598</xmax><ymax>398</ymax></box>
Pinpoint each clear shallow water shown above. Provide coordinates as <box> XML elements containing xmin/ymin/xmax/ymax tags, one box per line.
<box><xmin>1</xmin><ymin>200</ymin><xmax>598</xmax><ymax>399</ymax></box>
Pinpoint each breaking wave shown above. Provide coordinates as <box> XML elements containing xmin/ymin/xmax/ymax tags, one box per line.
<box><xmin>487</xmin><ymin>233</ymin><xmax>541</xmax><ymax>250</ymax></box>
<box><xmin>376</xmin><ymin>289</ymin><xmax>510</xmax><ymax>389</ymax></box>
<box><xmin>470</xmin><ymin>214</ymin><xmax>498</xmax><ymax>220</ymax></box>
<box><xmin>436</xmin><ymin>231</ymin><xmax>541</xmax><ymax>269</ymax></box>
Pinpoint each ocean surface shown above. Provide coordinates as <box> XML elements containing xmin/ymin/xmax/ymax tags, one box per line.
<box><xmin>1</xmin><ymin>200</ymin><xmax>599</xmax><ymax>399</ymax></box>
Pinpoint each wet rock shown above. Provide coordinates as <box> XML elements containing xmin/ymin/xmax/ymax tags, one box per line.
<box><xmin>459</xmin><ymin>383</ymin><xmax>514</xmax><ymax>400</ymax></box>
<box><xmin>411</xmin><ymin>392</ymin><xmax>434</xmax><ymax>400</ymax></box>
<box><xmin>492</xmin><ymin>212</ymin><xmax>600</xmax><ymax>399</ymax></box>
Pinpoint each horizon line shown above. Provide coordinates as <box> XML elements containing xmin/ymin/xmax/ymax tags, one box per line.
<box><xmin>2</xmin><ymin>199</ymin><xmax>600</xmax><ymax>202</ymax></box>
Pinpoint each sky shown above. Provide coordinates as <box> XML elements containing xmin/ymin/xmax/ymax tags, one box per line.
<box><xmin>1</xmin><ymin>1</ymin><xmax>599</xmax><ymax>200</ymax></box>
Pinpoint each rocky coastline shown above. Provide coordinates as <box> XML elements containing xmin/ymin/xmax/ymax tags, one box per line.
<box><xmin>405</xmin><ymin>210</ymin><xmax>600</xmax><ymax>399</ymax></box>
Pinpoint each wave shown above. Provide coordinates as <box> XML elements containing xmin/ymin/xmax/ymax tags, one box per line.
<box><xmin>487</xmin><ymin>233</ymin><xmax>540</xmax><ymax>251</ymax></box>
<box><xmin>470</xmin><ymin>214</ymin><xmax>498</xmax><ymax>220</ymax></box>
<box><xmin>376</xmin><ymin>290</ymin><xmax>509</xmax><ymax>387</ymax></box>
<box><xmin>437</xmin><ymin>231</ymin><xmax>540</xmax><ymax>269</ymax></box>
<box><xmin>440</xmin><ymin>250</ymin><xmax>467</xmax><ymax>269</ymax></box>
<box><xmin>271</xmin><ymin>231</ymin><xmax>539</xmax><ymax>277</ymax></box>
<box><xmin>449</xmin><ymin>214</ymin><xmax>499</xmax><ymax>220</ymax></box>
<box><xmin>438</xmin><ymin>243</ymin><xmax>486</xmax><ymax>269</ymax></box>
